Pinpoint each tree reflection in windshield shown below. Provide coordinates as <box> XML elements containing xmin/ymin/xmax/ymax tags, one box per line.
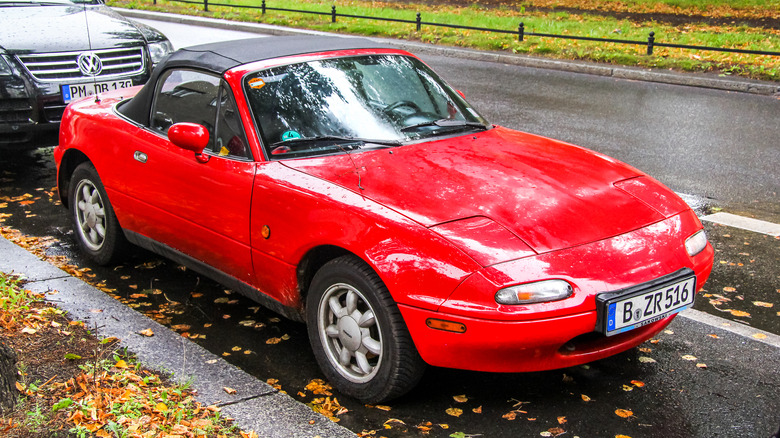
<box><xmin>244</xmin><ymin>54</ymin><xmax>489</xmax><ymax>158</ymax></box>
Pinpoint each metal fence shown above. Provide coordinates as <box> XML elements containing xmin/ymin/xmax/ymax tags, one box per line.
<box><xmin>153</xmin><ymin>0</ymin><xmax>780</xmax><ymax>57</ymax></box>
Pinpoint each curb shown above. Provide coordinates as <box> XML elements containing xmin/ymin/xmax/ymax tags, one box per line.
<box><xmin>0</xmin><ymin>236</ymin><xmax>356</xmax><ymax>438</ymax></box>
<box><xmin>121</xmin><ymin>8</ymin><xmax>780</xmax><ymax>96</ymax></box>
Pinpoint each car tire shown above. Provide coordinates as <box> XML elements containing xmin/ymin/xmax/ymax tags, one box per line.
<box><xmin>306</xmin><ymin>255</ymin><xmax>426</xmax><ymax>403</ymax></box>
<box><xmin>69</xmin><ymin>162</ymin><xmax>127</xmax><ymax>265</ymax></box>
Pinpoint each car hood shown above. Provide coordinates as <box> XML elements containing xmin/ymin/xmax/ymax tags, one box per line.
<box><xmin>0</xmin><ymin>5</ymin><xmax>145</xmax><ymax>53</ymax></box>
<box><xmin>282</xmin><ymin>126</ymin><xmax>678</xmax><ymax>254</ymax></box>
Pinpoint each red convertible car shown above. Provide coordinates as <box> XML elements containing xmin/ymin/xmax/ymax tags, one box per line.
<box><xmin>54</xmin><ymin>36</ymin><xmax>714</xmax><ymax>403</ymax></box>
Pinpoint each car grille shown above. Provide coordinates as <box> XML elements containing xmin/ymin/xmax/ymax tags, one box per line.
<box><xmin>0</xmin><ymin>99</ymin><xmax>33</xmax><ymax>124</ymax></box>
<box><xmin>16</xmin><ymin>47</ymin><xmax>145</xmax><ymax>82</ymax></box>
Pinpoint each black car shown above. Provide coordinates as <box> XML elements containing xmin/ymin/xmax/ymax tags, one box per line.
<box><xmin>0</xmin><ymin>0</ymin><xmax>172</xmax><ymax>150</ymax></box>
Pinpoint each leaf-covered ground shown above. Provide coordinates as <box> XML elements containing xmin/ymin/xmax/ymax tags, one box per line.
<box><xmin>0</xmin><ymin>270</ymin><xmax>255</xmax><ymax>437</ymax></box>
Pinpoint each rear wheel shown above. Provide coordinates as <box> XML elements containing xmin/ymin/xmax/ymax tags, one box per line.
<box><xmin>69</xmin><ymin>162</ymin><xmax>127</xmax><ymax>265</ymax></box>
<box><xmin>306</xmin><ymin>255</ymin><xmax>426</xmax><ymax>403</ymax></box>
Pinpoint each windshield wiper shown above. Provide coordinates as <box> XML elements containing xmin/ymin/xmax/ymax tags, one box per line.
<box><xmin>269</xmin><ymin>135</ymin><xmax>401</xmax><ymax>149</ymax></box>
<box><xmin>401</xmin><ymin>119</ymin><xmax>488</xmax><ymax>133</ymax></box>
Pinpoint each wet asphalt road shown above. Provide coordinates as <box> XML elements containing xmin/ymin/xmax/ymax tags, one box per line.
<box><xmin>1</xmin><ymin>15</ymin><xmax>778</xmax><ymax>438</ymax></box>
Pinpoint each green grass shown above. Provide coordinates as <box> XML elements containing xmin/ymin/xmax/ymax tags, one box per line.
<box><xmin>114</xmin><ymin>0</ymin><xmax>780</xmax><ymax>80</ymax></box>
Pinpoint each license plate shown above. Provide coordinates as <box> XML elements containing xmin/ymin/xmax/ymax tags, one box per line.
<box><xmin>596</xmin><ymin>268</ymin><xmax>696</xmax><ymax>337</ymax></box>
<box><xmin>62</xmin><ymin>80</ymin><xmax>133</xmax><ymax>103</ymax></box>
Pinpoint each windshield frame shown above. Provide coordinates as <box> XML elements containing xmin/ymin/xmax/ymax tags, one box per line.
<box><xmin>237</xmin><ymin>51</ymin><xmax>490</xmax><ymax>160</ymax></box>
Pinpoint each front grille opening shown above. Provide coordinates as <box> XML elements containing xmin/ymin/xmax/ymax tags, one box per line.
<box><xmin>16</xmin><ymin>47</ymin><xmax>145</xmax><ymax>82</ymax></box>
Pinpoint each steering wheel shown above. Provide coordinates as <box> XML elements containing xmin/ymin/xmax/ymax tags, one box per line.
<box><xmin>383</xmin><ymin>100</ymin><xmax>422</xmax><ymax>114</ymax></box>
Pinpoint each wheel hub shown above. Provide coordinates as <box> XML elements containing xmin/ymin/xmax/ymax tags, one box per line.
<box><xmin>337</xmin><ymin>316</ymin><xmax>362</xmax><ymax>352</ymax></box>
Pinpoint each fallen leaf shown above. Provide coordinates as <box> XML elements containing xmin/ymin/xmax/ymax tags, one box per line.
<box><xmin>638</xmin><ymin>356</ymin><xmax>656</xmax><ymax>363</ymax></box>
<box><xmin>696</xmin><ymin>363</ymin><xmax>708</xmax><ymax>368</ymax></box>
<box><xmin>223</xmin><ymin>387</ymin><xmax>237</xmax><ymax>395</ymax></box>
<box><xmin>681</xmin><ymin>354</ymin><xmax>697</xmax><ymax>361</ymax></box>
<box><xmin>502</xmin><ymin>411</ymin><xmax>517</xmax><ymax>420</ymax></box>
<box><xmin>638</xmin><ymin>347</ymin><xmax>652</xmax><ymax>353</ymax></box>
<box><xmin>472</xmin><ymin>406</ymin><xmax>482</xmax><ymax>413</ymax></box>
<box><xmin>753</xmin><ymin>301</ymin><xmax>773</xmax><ymax>308</ymax></box>
<box><xmin>446</xmin><ymin>407</ymin><xmax>463</xmax><ymax>417</ymax></box>
<box><xmin>752</xmin><ymin>333</ymin><xmax>768</xmax><ymax>340</ymax></box>
<box><xmin>729</xmin><ymin>310</ymin><xmax>751</xmax><ymax>318</ymax></box>
<box><xmin>373</xmin><ymin>405</ymin><xmax>392</xmax><ymax>411</ymax></box>
<box><xmin>707</xmin><ymin>334</ymin><xmax>720</xmax><ymax>339</ymax></box>
<box><xmin>114</xmin><ymin>359</ymin><xmax>128</xmax><ymax>369</ymax></box>
<box><xmin>231</xmin><ymin>346</ymin><xmax>242</xmax><ymax>351</ymax></box>
<box><xmin>615</xmin><ymin>409</ymin><xmax>633</xmax><ymax>418</ymax></box>
<box><xmin>547</xmin><ymin>427</ymin><xmax>565</xmax><ymax>436</ymax></box>
<box><xmin>557</xmin><ymin>416</ymin><xmax>567</xmax><ymax>424</ymax></box>
<box><xmin>723</xmin><ymin>287</ymin><xmax>737</xmax><ymax>292</ymax></box>
<box><xmin>631</xmin><ymin>380</ymin><xmax>645</xmax><ymax>387</ymax></box>
<box><xmin>616</xmin><ymin>435</ymin><xmax>633</xmax><ymax>438</ymax></box>
<box><xmin>266</xmin><ymin>337</ymin><xmax>281</xmax><ymax>345</ymax></box>
<box><xmin>20</xmin><ymin>327</ymin><xmax>37</xmax><ymax>334</ymax></box>
<box><xmin>171</xmin><ymin>324</ymin><xmax>191</xmax><ymax>331</ymax></box>
<box><xmin>581</xmin><ymin>394</ymin><xmax>592</xmax><ymax>402</ymax></box>
<box><xmin>154</xmin><ymin>402</ymin><xmax>168</xmax><ymax>412</ymax></box>
<box><xmin>622</xmin><ymin>384</ymin><xmax>634</xmax><ymax>392</ymax></box>
<box><xmin>453</xmin><ymin>394</ymin><xmax>468</xmax><ymax>403</ymax></box>
<box><xmin>139</xmin><ymin>329</ymin><xmax>154</xmax><ymax>337</ymax></box>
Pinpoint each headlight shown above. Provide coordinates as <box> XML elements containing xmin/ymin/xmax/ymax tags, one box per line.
<box><xmin>495</xmin><ymin>280</ymin><xmax>573</xmax><ymax>305</ymax></box>
<box><xmin>685</xmin><ymin>229</ymin><xmax>708</xmax><ymax>257</ymax></box>
<box><xmin>148</xmin><ymin>41</ymin><xmax>173</xmax><ymax>65</ymax></box>
<box><xmin>0</xmin><ymin>55</ymin><xmax>13</xmax><ymax>76</ymax></box>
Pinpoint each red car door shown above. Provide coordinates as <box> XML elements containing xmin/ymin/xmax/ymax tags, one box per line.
<box><xmin>110</xmin><ymin>70</ymin><xmax>256</xmax><ymax>285</ymax></box>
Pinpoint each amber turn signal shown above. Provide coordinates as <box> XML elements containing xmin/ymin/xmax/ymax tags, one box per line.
<box><xmin>426</xmin><ymin>318</ymin><xmax>467</xmax><ymax>333</ymax></box>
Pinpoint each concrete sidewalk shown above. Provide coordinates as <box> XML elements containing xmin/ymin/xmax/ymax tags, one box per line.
<box><xmin>0</xmin><ymin>235</ymin><xmax>356</xmax><ymax>438</ymax></box>
<box><xmin>120</xmin><ymin>8</ymin><xmax>780</xmax><ymax>96</ymax></box>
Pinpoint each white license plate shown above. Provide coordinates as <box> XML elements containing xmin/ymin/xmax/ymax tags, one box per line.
<box><xmin>596</xmin><ymin>269</ymin><xmax>696</xmax><ymax>337</ymax></box>
<box><xmin>62</xmin><ymin>80</ymin><xmax>133</xmax><ymax>103</ymax></box>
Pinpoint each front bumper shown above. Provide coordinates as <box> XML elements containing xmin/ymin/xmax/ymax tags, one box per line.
<box><xmin>398</xmin><ymin>304</ymin><xmax>677</xmax><ymax>372</ymax></box>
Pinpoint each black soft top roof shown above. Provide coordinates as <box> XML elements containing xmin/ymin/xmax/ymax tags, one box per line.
<box><xmin>118</xmin><ymin>35</ymin><xmax>396</xmax><ymax>125</ymax></box>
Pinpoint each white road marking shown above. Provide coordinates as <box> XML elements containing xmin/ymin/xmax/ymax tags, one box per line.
<box><xmin>700</xmin><ymin>212</ymin><xmax>780</xmax><ymax>237</ymax></box>
<box><xmin>679</xmin><ymin>308</ymin><xmax>780</xmax><ymax>348</ymax></box>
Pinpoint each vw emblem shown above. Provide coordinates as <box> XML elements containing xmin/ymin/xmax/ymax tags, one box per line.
<box><xmin>77</xmin><ymin>52</ymin><xmax>103</xmax><ymax>76</ymax></box>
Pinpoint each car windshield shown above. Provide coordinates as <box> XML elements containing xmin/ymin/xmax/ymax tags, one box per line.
<box><xmin>244</xmin><ymin>54</ymin><xmax>490</xmax><ymax>158</ymax></box>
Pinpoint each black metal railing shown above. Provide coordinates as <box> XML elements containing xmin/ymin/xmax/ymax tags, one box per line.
<box><xmin>151</xmin><ymin>0</ymin><xmax>780</xmax><ymax>57</ymax></box>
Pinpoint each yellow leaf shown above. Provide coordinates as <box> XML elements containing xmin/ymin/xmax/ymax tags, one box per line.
<box><xmin>114</xmin><ymin>359</ymin><xmax>128</xmax><ymax>369</ymax></box>
<box><xmin>139</xmin><ymin>328</ymin><xmax>154</xmax><ymax>337</ymax></box>
<box><xmin>266</xmin><ymin>337</ymin><xmax>281</xmax><ymax>345</ymax></box>
<box><xmin>557</xmin><ymin>416</ymin><xmax>567</xmax><ymax>424</ymax></box>
<box><xmin>155</xmin><ymin>402</ymin><xmax>168</xmax><ymax>412</ymax></box>
<box><xmin>631</xmin><ymin>380</ymin><xmax>645</xmax><ymax>387</ymax></box>
<box><xmin>472</xmin><ymin>405</ymin><xmax>482</xmax><ymax>413</ymax></box>
<box><xmin>696</xmin><ymin>363</ymin><xmax>708</xmax><ymax>368</ymax></box>
<box><xmin>616</xmin><ymin>435</ymin><xmax>633</xmax><ymax>438</ymax></box>
<box><xmin>223</xmin><ymin>387</ymin><xmax>237</xmax><ymax>395</ymax></box>
<box><xmin>638</xmin><ymin>356</ymin><xmax>656</xmax><ymax>363</ymax></box>
<box><xmin>373</xmin><ymin>405</ymin><xmax>392</xmax><ymax>411</ymax></box>
<box><xmin>753</xmin><ymin>301</ymin><xmax>773</xmax><ymax>308</ymax></box>
<box><xmin>615</xmin><ymin>409</ymin><xmax>633</xmax><ymax>418</ymax></box>
<box><xmin>446</xmin><ymin>407</ymin><xmax>463</xmax><ymax>417</ymax></box>
<box><xmin>729</xmin><ymin>310</ymin><xmax>751</xmax><ymax>318</ymax></box>
<box><xmin>453</xmin><ymin>394</ymin><xmax>468</xmax><ymax>403</ymax></box>
<box><xmin>232</xmin><ymin>346</ymin><xmax>242</xmax><ymax>351</ymax></box>
<box><xmin>15</xmin><ymin>381</ymin><xmax>25</xmax><ymax>392</ymax></box>
<box><xmin>622</xmin><ymin>384</ymin><xmax>634</xmax><ymax>392</ymax></box>
<box><xmin>502</xmin><ymin>411</ymin><xmax>517</xmax><ymax>420</ymax></box>
<box><xmin>581</xmin><ymin>394</ymin><xmax>591</xmax><ymax>402</ymax></box>
<box><xmin>681</xmin><ymin>354</ymin><xmax>697</xmax><ymax>361</ymax></box>
<box><xmin>752</xmin><ymin>333</ymin><xmax>768</xmax><ymax>340</ymax></box>
<box><xmin>722</xmin><ymin>287</ymin><xmax>737</xmax><ymax>292</ymax></box>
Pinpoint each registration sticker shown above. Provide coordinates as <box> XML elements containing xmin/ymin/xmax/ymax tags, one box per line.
<box><xmin>62</xmin><ymin>80</ymin><xmax>133</xmax><ymax>103</ymax></box>
<box><xmin>596</xmin><ymin>268</ymin><xmax>696</xmax><ymax>337</ymax></box>
<box><xmin>248</xmin><ymin>78</ymin><xmax>266</xmax><ymax>89</ymax></box>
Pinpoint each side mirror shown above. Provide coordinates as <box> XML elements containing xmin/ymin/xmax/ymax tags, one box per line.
<box><xmin>168</xmin><ymin>123</ymin><xmax>210</xmax><ymax>163</ymax></box>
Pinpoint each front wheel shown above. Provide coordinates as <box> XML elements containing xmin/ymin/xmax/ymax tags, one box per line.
<box><xmin>306</xmin><ymin>255</ymin><xmax>426</xmax><ymax>403</ymax></box>
<box><xmin>68</xmin><ymin>162</ymin><xmax>127</xmax><ymax>265</ymax></box>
